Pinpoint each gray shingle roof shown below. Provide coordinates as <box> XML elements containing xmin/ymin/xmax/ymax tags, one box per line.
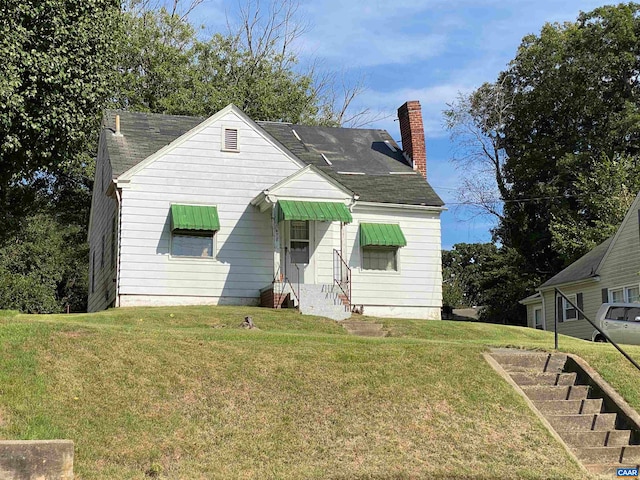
<box><xmin>257</xmin><ymin>122</ymin><xmax>444</xmax><ymax>206</ymax></box>
<box><xmin>102</xmin><ymin>109</ymin><xmax>444</xmax><ymax>206</ymax></box>
<box><xmin>103</xmin><ymin>110</ymin><xmax>203</xmax><ymax>176</ymax></box>
<box><xmin>539</xmin><ymin>236</ymin><xmax>613</xmax><ymax>288</ymax></box>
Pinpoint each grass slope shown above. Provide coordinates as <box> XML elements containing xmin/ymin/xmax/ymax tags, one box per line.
<box><xmin>1</xmin><ymin>306</ymin><xmax>639</xmax><ymax>479</ymax></box>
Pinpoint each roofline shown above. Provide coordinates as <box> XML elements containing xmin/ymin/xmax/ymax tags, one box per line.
<box><xmin>538</xmin><ymin>275</ymin><xmax>600</xmax><ymax>292</ymax></box>
<box><xmin>519</xmin><ymin>294</ymin><xmax>542</xmax><ymax>306</ymax></box>
<box><xmin>115</xmin><ymin>104</ymin><xmax>307</xmax><ymax>181</ymax></box>
<box><xmin>263</xmin><ymin>164</ymin><xmax>354</xmax><ymax>197</ymax></box>
<box><xmin>354</xmin><ymin>201</ymin><xmax>446</xmax><ymax>212</ymax></box>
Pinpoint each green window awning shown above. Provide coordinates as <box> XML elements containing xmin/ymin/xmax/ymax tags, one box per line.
<box><xmin>277</xmin><ymin>200</ymin><xmax>352</xmax><ymax>223</ymax></box>
<box><xmin>170</xmin><ymin>204</ymin><xmax>220</xmax><ymax>231</ymax></box>
<box><xmin>360</xmin><ymin>223</ymin><xmax>407</xmax><ymax>247</ymax></box>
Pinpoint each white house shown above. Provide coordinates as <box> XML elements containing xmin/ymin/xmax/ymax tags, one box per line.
<box><xmin>520</xmin><ymin>191</ymin><xmax>640</xmax><ymax>338</ymax></box>
<box><xmin>87</xmin><ymin>101</ymin><xmax>445</xmax><ymax>320</ymax></box>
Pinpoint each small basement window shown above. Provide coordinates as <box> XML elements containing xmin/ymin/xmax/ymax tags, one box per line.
<box><xmin>223</xmin><ymin>127</ymin><xmax>239</xmax><ymax>151</ymax></box>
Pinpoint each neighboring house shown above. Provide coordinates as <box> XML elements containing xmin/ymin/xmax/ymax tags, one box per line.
<box><xmin>521</xmin><ymin>192</ymin><xmax>640</xmax><ymax>339</ymax></box>
<box><xmin>88</xmin><ymin>101</ymin><xmax>445</xmax><ymax>320</ymax></box>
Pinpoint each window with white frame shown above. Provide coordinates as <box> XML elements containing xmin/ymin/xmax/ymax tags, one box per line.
<box><xmin>534</xmin><ymin>307</ymin><xmax>544</xmax><ymax>330</ymax></box>
<box><xmin>169</xmin><ymin>204</ymin><xmax>219</xmax><ymax>258</ymax></box>
<box><xmin>608</xmin><ymin>284</ymin><xmax>640</xmax><ymax>303</ymax></box>
<box><xmin>563</xmin><ymin>294</ymin><xmax>577</xmax><ymax>322</ymax></box>
<box><xmin>171</xmin><ymin>231</ymin><xmax>215</xmax><ymax>257</ymax></box>
<box><xmin>362</xmin><ymin>246</ymin><xmax>398</xmax><ymax>271</ymax></box>
<box><xmin>289</xmin><ymin>220</ymin><xmax>310</xmax><ymax>264</ymax></box>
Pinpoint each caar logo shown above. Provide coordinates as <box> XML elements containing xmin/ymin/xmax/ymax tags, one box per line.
<box><xmin>617</xmin><ymin>468</ymin><xmax>639</xmax><ymax>477</ymax></box>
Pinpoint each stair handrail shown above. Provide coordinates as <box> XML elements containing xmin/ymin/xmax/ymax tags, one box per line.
<box><xmin>333</xmin><ymin>249</ymin><xmax>351</xmax><ymax>307</ymax></box>
<box><xmin>284</xmin><ymin>249</ymin><xmax>300</xmax><ymax>306</ymax></box>
<box><xmin>554</xmin><ymin>288</ymin><xmax>640</xmax><ymax>373</ymax></box>
<box><xmin>272</xmin><ymin>259</ymin><xmax>300</xmax><ymax>307</ymax></box>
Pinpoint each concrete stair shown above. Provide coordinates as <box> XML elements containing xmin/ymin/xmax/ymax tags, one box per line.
<box><xmin>489</xmin><ymin>350</ymin><xmax>640</xmax><ymax>477</ymax></box>
<box><xmin>340</xmin><ymin>320</ymin><xmax>386</xmax><ymax>337</ymax></box>
<box><xmin>296</xmin><ymin>284</ymin><xmax>351</xmax><ymax>321</ymax></box>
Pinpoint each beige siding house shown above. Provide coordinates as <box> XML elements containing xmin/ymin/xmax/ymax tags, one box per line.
<box><xmin>88</xmin><ymin>102</ymin><xmax>445</xmax><ymax>320</ymax></box>
<box><xmin>521</xmin><ymin>192</ymin><xmax>640</xmax><ymax>339</ymax></box>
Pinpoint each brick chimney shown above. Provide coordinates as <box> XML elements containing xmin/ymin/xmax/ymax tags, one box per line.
<box><xmin>397</xmin><ymin>101</ymin><xmax>427</xmax><ymax>178</ymax></box>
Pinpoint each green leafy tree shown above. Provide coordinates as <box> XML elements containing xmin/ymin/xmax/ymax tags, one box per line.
<box><xmin>0</xmin><ymin>0</ymin><xmax>119</xmax><ymax>234</ymax></box>
<box><xmin>0</xmin><ymin>213</ymin><xmax>88</xmax><ymax>313</ymax></box>
<box><xmin>442</xmin><ymin>243</ymin><xmax>499</xmax><ymax>308</ymax></box>
<box><xmin>446</xmin><ymin>3</ymin><xmax>640</xmax><ymax>324</ymax></box>
<box><xmin>499</xmin><ymin>3</ymin><xmax>640</xmax><ymax>274</ymax></box>
<box><xmin>476</xmin><ymin>247</ymin><xmax>535</xmax><ymax>326</ymax></box>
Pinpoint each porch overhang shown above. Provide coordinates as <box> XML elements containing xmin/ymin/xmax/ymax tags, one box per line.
<box><xmin>276</xmin><ymin>200</ymin><xmax>352</xmax><ymax>223</ymax></box>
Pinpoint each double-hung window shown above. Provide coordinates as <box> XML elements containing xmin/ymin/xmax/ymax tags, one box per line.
<box><xmin>359</xmin><ymin>223</ymin><xmax>407</xmax><ymax>272</ymax></box>
<box><xmin>609</xmin><ymin>284</ymin><xmax>640</xmax><ymax>303</ymax></box>
<box><xmin>558</xmin><ymin>293</ymin><xmax>583</xmax><ymax>322</ymax></box>
<box><xmin>170</xmin><ymin>204</ymin><xmax>220</xmax><ymax>258</ymax></box>
<box><xmin>289</xmin><ymin>220</ymin><xmax>310</xmax><ymax>264</ymax></box>
<box><xmin>563</xmin><ymin>294</ymin><xmax>577</xmax><ymax>321</ymax></box>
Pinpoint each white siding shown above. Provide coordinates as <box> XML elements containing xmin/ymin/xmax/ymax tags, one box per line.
<box><xmin>91</xmin><ymin>108</ymin><xmax>444</xmax><ymax>314</ymax></box>
<box><xmin>314</xmin><ymin>220</ymin><xmax>339</xmax><ymax>284</ymax></box>
<box><xmin>87</xmin><ymin>133</ymin><xmax>118</xmax><ymax>312</ymax></box>
<box><xmin>116</xmin><ymin>110</ymin><xmax>348</xmax><ymax>305</ymax></box>
<box><xmin>274</xmin><ymin>169</ymin><xmax>348</xmax><ymax>200</ymax></box>
<box><xmin>346</xmin><ymin>204</ymin><xmax>442</xmax><ymax>318</ymax></box>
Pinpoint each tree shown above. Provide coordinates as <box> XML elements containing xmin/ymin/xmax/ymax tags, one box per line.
<box><xmin>446</xmin><ymin>3</ymin><xmax>640</xmax><ymax>325</ymax></box>
<box><xmin>444</xmin><ymin>80</ymin><xmax>512</xmax><ymax>221</ymax></box>
<box><xmin>0</xmin><ymin>213</ymin><xmax>88</xmax><ymax>313</ymax></box>
<box><xmin>442</xmin><ymin>243</ymin><xmax>498</xmax><ymax>308</ymax></box>
<box><xmin>114</xmin><ymin>0</ymin><xmax>376</xmax><ymax>125</ymax></box>
<box><xmin>499</xmin><ymin>3</ymin><xmax>640</xmax><ymax>274</ymax></box>
<box><xmin>476</xmin><ymin>247</ymin><xmax>534</xmax><ymax>326</ymax></box>
<box><xmin>0</xmin><ymin>0</ymin><xmax>119</xmax><ymax>238</ymax></box>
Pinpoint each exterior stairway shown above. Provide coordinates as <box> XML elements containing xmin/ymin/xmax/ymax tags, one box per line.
<box><xmin>488</xmin><ymin>350</ymin><xmax>640</xmax><ymax>477</ymax></box>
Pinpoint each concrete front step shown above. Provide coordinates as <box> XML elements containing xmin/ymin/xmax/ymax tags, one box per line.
<box><xmin>574</xmin><ymin>445</ymin><xmax>640</xmax><ymax>464</ymax></box>
<box><xmin>520</xmin><ymin>385</ymin><xmax>589</xmax><ymax>401</ymax></box>
<box><xmin>547</xmin><ymin>413</ymin><xmax>617</xmax><ymax>432</ymax></box>
<box><xmin>559</xmin><ymin>430</ymin><xmax>632</xmax><ymax>448</ymax></box>
<box><xmin>534</xmin><ymin>398</ymin><xmax>603</xmax><ymax>415</ymax></box>
<box><xmin>510</xmin><ymin>372</ymin><xmax>577</xmax><ymax>386</ymax></box>
<box><xmin>584</xmin><ymin>463</ymin><xmax>640</xmax><ymax>475</ymax></box>
<box><xmin>490</xmin><ymin>352</ymin><xmax>567</xmax><ymax>373</ymax></box>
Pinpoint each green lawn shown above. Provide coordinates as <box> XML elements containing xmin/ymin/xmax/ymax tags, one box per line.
<box><xmin>1</xmin><ymin>306</ymin><xmax>638</xmax><ymax>479</ymax></box>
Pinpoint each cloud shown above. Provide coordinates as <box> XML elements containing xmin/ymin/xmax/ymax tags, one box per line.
<box><xmin>349</xmin><ymin>83</ymin><xmax>475</xmax><ymax>138</ymax></box>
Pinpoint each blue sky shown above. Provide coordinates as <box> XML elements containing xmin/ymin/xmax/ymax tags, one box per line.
<box><xmin>195</xmin><ymin>0</ymin><xmax>606</xmax><ymax>248</ymax></box>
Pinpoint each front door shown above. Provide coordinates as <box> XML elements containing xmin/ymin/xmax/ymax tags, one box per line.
<box><xmin>285</xmin><ymin>220</ymin><xmax>315</xmax><ymax>284</ymax></box>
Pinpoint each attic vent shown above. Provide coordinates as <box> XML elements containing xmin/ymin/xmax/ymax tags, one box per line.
<box><xmin>223</xmin><ymin>128</ymin><xmax>238</xmax><ymax>151</ymax></box>
<box><xmin>384</xmin><ymin>140</ymin><xmax>396</xmax><ymax>152</ymax></box>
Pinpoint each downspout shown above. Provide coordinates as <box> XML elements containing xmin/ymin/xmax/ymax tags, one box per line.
<box><xmin>114</xmin><ymin>186</ymin><xmax>122</xmax><ymax>307</ymax></box>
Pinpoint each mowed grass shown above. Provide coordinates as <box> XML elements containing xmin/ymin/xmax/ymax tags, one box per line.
<box><xmin>3</xmin><ymin>307</ymin><xmax>639</xmax><ymax>479</ymax></box>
